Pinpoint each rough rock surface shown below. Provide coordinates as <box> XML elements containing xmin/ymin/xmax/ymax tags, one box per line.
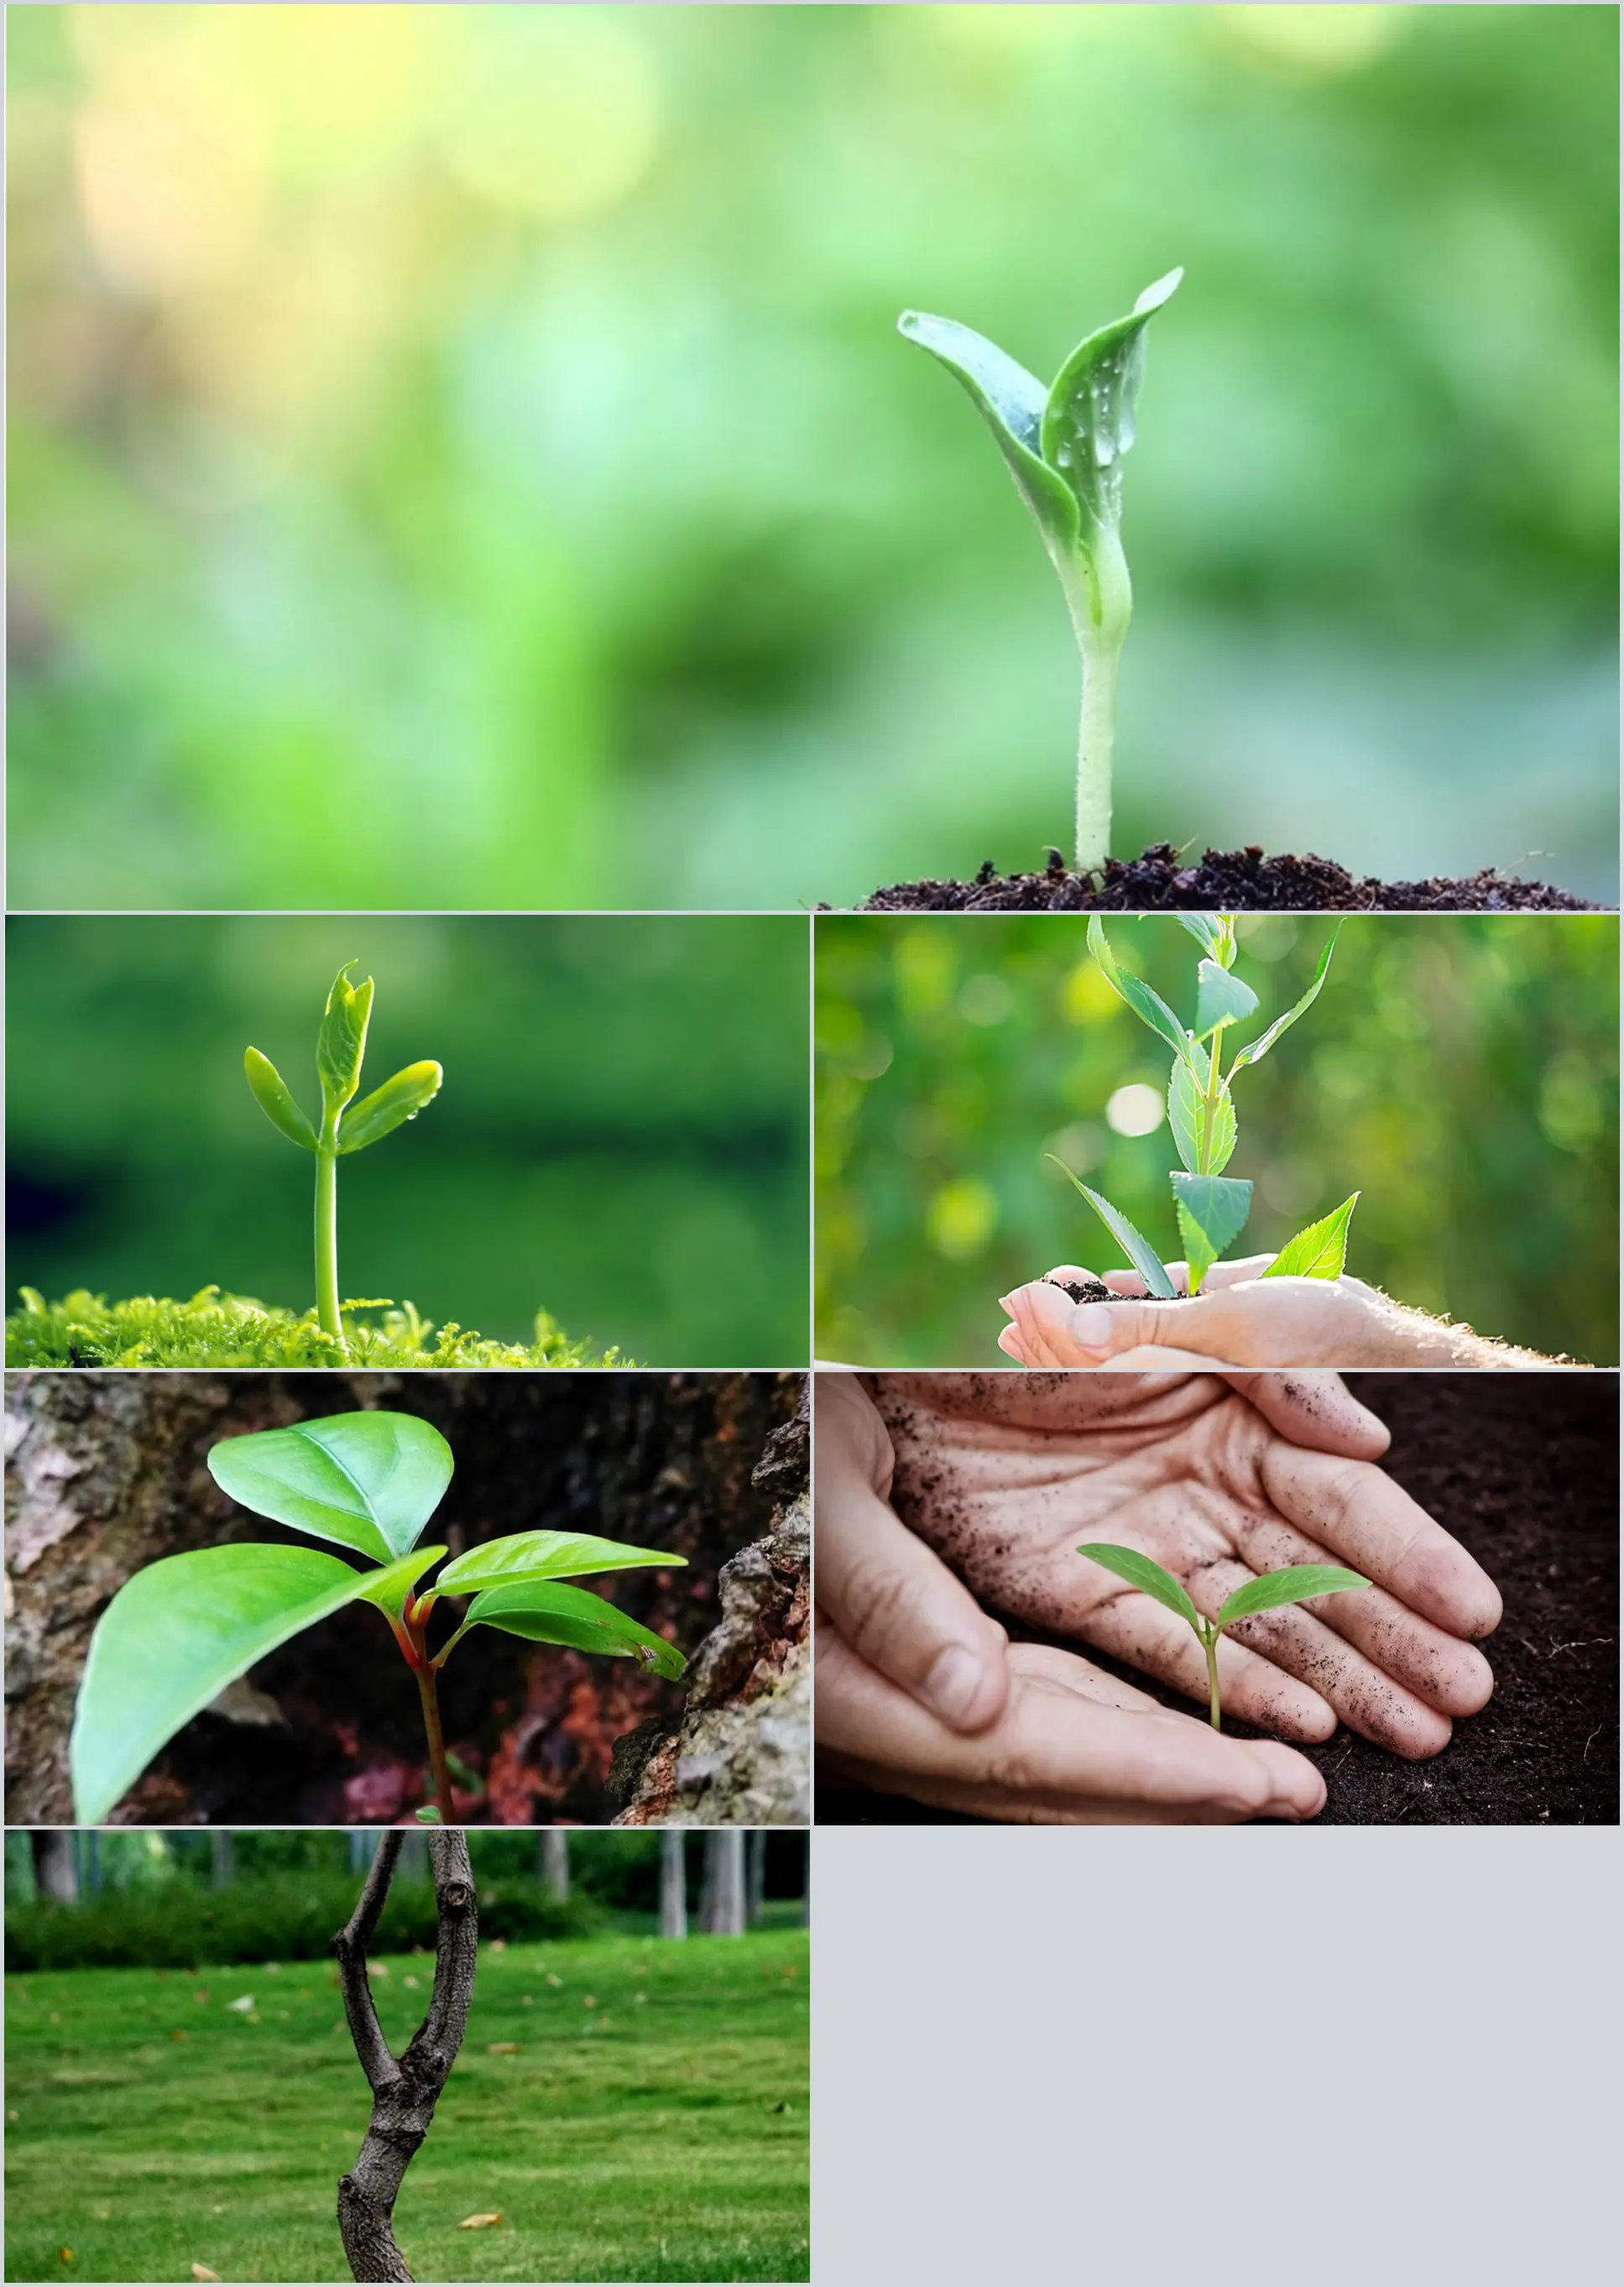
<box><xmin>612</xmin><ymin>1381</ymin><xmax>810</xmax><ymax>1827</ymax></box>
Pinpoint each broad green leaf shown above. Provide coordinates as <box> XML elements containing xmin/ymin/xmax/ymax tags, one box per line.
<box><xmin>1216</xmin><ymin>1564</ymin><xmax>1371</xmax><ymax>1630</ymax></box>
<box><xmin>436</xmin><ymin>1530</ymin><xmax>686</xmax><ymax>1595</ymax></box>
<box><xmin>465</xmin><ymin>1579</ymin><xmax>686</xmax><ymax>1681</ymax></box>
<box><xmin>207</xmin><ymin>1411</ymin><xmax>453</xmax><ymax>1563</ymax></box>
<box><xmin>70</xmin><ymin>1543</ymin><xmax>427</xmax><ymax>1825</ymax></box>
<box><xmin>243</xmin><ymin>1048</ymin><xmax>317</xmax><ymax>1152</ymax></box>
<box><xmin>1047</xmin><ymin>1160</ymin><xmax>1178</xmax><ymax>1299</ymax></box>
<box><xmin>1194</xmin><ymin>960</ymin><xmax>1259</xmax><ymax>1037</ymax></box>
<box><xmin>1076</xmin><ymin>1541</ymin><xmax>1201</xmax><ymax>1631</ymax></box>
<box><xmin>1169</xmin><ymin>1174</ymin><xmax>1252</xmax><ymax>1288</ymax></box>
<box><xmin>1230</xmin><ymin>927</ymin><xmax>1340</xmax><ymax>1074</ymax></box>
<box><xmin>316</xmin><ymin>962</ymin><xmax>373</xmax><ymax>1115</ymax></box>
<box><xmin>1088</xmin><ymin>916</ymin><xmax>1198</xmax><ymax>1071</ymax></box>
<box><xmin>1263</xmin><ymin>1193</ymin><xmax>1360</xmax><ymax>1282</ymax></box>
<box><xmin>1040</xmin><ymin>269</ymin><xmax>1182</xmax><ymax>534</ymax></box>
<box><xmin>896</xmin><ymin>311</ymin><xmax>1080</xmax><ymax>562</ymax></box>
<box><xmin>337</xmin><ymin>1061</ymin><xmax>444</xmax><ymax>1156</ymax></box>
<box><xmin>357</xmin><ymin>1544</ymin><xmax>445</xmax><ymax>1621</ymax></box>
<box><xmin>1167</xmin><ymin>1043</ymin><xmax>1236</xmax><ymax>1178</ymax></box>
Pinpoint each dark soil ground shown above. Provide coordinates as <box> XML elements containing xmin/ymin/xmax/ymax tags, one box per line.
<box><xmin>818</xmin><ymin>1374</ymin><xmax>1618</xmax><ymax>1827</ymax></box>
<box><xmin>844</xmin><ymin>843</ymin><xmax>1601</xmax><ymax>912</ymax></box>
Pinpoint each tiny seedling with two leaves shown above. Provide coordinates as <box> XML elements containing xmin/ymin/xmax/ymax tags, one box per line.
<box><xmin>900</xmin><ymin>270</ymin><xmax>1181</xmax><ymax>875</ymax></box>
<box><xmin>1050</xmin><ymin>912</ymin><xmax>1360</xmax><ymax>1296</ymax></box>
<box><xmin>1076</xmin><ymin>1543</ymin><xmax>1371</xmax><ymax>1730</ymax></box>
<box><xmin>69</xmin><ymin>1411</ymin><xmax>686</xmax><ymax>1825</ymax></box>
<box><xmin>245</xmin><ymin>962</ymin><xmax>442</xmax><ymax>1359</ymax></box>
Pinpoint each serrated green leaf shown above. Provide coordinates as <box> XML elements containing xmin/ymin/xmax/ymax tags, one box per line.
<box><xmin>316</xmin><ymin>962</ymin><xmax>373</xmax><ymax>1117</ymax></box>
<box><xmin>436</xmin><ymin>1529</ymin><xmax>686</xmax><ymax>1595</ymax></box>
<box><xmin>1076</xmin><ymin>1541</ymin><xmax>1201</xmax><ymax>1631</ymax></box>
<box><xmin>1040</xmin><ymin>269</ymin><xmax>1182</xmax><ymax>534</ymax></box>
<box><xmin>1194</xmin><ymin>960</ymin><xmax>1260</xmax><ymax>1037</ymax></box>
<box><xmin>1088</xmin><ymin>916</ymin><xmax>1198</xmax><ymax>1070</ymax></box>
<box><xmin>70</xmin><ymin>1543</ymin><xmax>426</xmax><ymax>1825</ymax></box>
<box><xmin>465</xmin><ymin>1579</ymin><xmax>686</xmax><ymax>1681</ymax></box>
<box><xmin>337</xmin><ymin>1061</ymin><xmax>444</xmax><ymax>1156</ymax></box>
<box><xmin>1216</xmin><ymin>1564</ymin><xmax>1371</xmax><ymax>1630</ymax></box>
<box><xmin>1171</xmin><ymin>1172</ymin><xmax>1252</xmax><ymax>1291</ymax></box>
<box><xmin>207</xmin><ymin>1411</ymin><xmax>453</xmax><ymax>1563</ymax></box>
<box><xmin>1262</xmin><ymin>1193</ymin><xmax>1360</xmax><ymax>1282</ymax></box>
<box><xmin>1174</xmin><ymin>915</ymin><xmax>1225</xmax><ymax>959</ymax></box>
<box><xmin>1047</xmin><ymin>1159</ymin><xmax>1178</xmax><ymax>1299</ymax></box>
<box><xmin>1167</xmin><ymin>1042</ymin><xmax>1236</xmax><ymax>1178</ymax></box>
<box><xmin>1230</xmin><ymin>927</ymin><xmax>1340</xmax><ymax>1074</ymax></box>
<box><xmin>897</xmin><ymin>311</ymin><xmax>1080</xmax><ymax>564</ymax></box>
<box><xmin>243</xmin><ymin>1048</ymin><xmax>318</xmax><ymax>1152</ymax></box>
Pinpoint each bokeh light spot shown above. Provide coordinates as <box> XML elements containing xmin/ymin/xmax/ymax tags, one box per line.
<box><xmin>1104</xmin><ymin>1083</ymin><xmax>1166</xmax><ymax>1138</ymax></box>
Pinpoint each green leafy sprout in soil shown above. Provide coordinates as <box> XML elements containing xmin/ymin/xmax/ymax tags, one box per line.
<box><xmin>901</xmin><ymin>270</ymin><xmax>1181</xmax><ymax>876</ymax></box>
<box><xmin>1077</xmin><ymin>1543</ymin><xmax>1370</xmax><ymax>1729</ymax></box>
<box><xmin>8</xmin><ymin>960</ymin><xmax>624</xmax><ymax>1370</ymax></box>
<box><xmin>1049</xmin><ymin>911</ymin><xmax>1359</xmax><ymax>1297</ymax></box>
<box><xmin>70</xmin><ymin>1411</ymin><xmax>687</xmax><ymax>1827</ymax></box>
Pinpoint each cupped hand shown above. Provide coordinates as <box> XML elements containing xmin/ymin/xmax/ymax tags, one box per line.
<box><xmin>997</xmin><ymin>1258</ymin><xmax>1510</xmax><ymax>1369</ymax></box>
<box><xmin>817</xmin><ymin>1624</ymin><xmax>1328</xmax><ymax>1825</ymax></box>
<box><xmin>871</xmin><ymin>1371</ymin><xmax>1501</xmax><ymax>1758</ymax></box>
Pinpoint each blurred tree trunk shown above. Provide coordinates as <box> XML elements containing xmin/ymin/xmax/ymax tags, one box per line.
<box><xmin>31</xmin><ymin>1830</ymin><xmax>77</xmax><ymax>1903</ymax></box>
<box><xmin>660</xmin><ymin>1830</ymin><xmax>687</xmax><ymax>1940</ymax></box>
<box><xmin>745</xmin><ymin>1830</ymin><xmax>766</xmax><ymax>1924</ymax></box>
<box><xmin>211</xmin><ymin>1831</ymin><xmax>233</xmax><ymax>1889</ymax></box>
<box><xmin>699</xmin><ymin>1832</ymin><xmax>745</xmax><ymax>1935</ymax></box>
<box><xmin>802</xmin><ymin>1832</ymin><xmax>811</xmax><ymax>1925</ymax></box>
<box><xmin>539</xmin><ymin>1830</ymin><xmax>569</xmax><ymax>1901</ymax></box>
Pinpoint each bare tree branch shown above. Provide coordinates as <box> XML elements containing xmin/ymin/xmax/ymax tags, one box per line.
<box><xmin>334</xmin><ymin>1827</ymin><xmax>479</xmax><ymax>2283</ymax></box>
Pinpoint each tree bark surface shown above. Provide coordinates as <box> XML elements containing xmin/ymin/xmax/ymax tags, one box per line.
<box><xmin>334</xmin><ymin>1827</ymin><xmax>478</xmax><ymax>2284</ymax></box>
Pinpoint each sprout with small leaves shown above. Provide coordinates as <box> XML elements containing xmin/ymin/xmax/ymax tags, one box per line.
<box><xmin>246</xmin><ymin>963</ymin><xmax>442</xmax><ymax>1359</ymax></box>
<box><xmin>1049</xmin><ymin>913</ymin><xmax>1357</xmax><ymax>1294</ymax></box>
<box><xmin>900</xmin><ymin>271</ymin><xmax>1181</xmax><ymax>875</ymax></box>
<box><xmin>1076</xmin><ymin>1542</ymin><xmax>1371</xmax><ymax>1730</ymax></box>
<box><xmin>69</xmin><ymin>1412</ymin><xmax>687</xmax><ymax>1825</ymax></box>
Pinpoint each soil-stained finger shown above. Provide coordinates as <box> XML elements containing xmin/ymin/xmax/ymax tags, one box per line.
<box><xmin>1260</xmin><ymin>1444</ymin><xmax>1504</xmax><ymax>1639</ymax></box>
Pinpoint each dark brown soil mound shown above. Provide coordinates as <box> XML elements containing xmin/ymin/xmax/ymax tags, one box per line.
<box><xmin>846</xmin><ymin>843</ymin><xmax>1601</xmax><ymax>912</ymax></box>
<box><xmin>817</xmin><ymin>1374</ymin><xmax>1617</xmax><ymax>1827</ymax></box>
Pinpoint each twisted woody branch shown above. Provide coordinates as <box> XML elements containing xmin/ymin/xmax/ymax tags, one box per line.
<box><xmin>332</xmin><ymin>1829</ymin><xmax>479</xmax><ymax>2283</ymax></box>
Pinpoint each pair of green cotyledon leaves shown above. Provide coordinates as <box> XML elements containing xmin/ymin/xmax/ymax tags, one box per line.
<box><xmin>70</xmin><ymin>1412</ymin><xmax>686</xmax><ymax>1825</ymax></box>
<box><xmin>245</xmin><ymin>961</ymin><xmax>442</xmax><ymax>1158</ymax></box>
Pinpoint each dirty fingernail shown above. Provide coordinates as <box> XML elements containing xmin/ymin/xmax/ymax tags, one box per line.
<box><xmin>924</xmin><ymin>1644</ymin><xmax>990</xmax><ymax>1726</ymax></box>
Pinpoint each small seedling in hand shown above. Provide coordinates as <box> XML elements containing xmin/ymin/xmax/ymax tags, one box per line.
<box><xmin>1050</xmin><ymin>912</ymin><xmax>1358</xmax><ymax>1294</ymax></box>
<box><xmin>900</xmin><ymin>271</ymin><xmax>1181</xmax><ymax>875</ymax></box>
<box><xmin>245</xmin><ymin>962</ymin><xmax>442</xmax><ymax>1359</ymax></box>
<box><xmin>69</xmin><ymin>1411</ymin><xmax>687</xmax><ymax>1825</ymax></box>
<box><xmin>1076</xmin><ymin>1542</ymin><xmax>1371</xmax><ymax>1729</ymax></box>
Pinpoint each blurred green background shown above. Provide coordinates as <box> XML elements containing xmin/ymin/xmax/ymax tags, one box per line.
<box><xmin>815</xmin><ymin>913</ymin><xmax>1619</xmax><ymax>1365</ymax></box>
<box><xmin>6</xmin><ymin>916</ymin><xmax>809</xmax><ymax>1363</ymax></box>
<box><xmin>8</xmin><ymin>5</ymin><xmax>1617</xmax><ymax>911</ymax></box>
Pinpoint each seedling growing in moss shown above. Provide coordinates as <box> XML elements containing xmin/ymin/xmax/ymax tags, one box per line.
<box><xmin>900</xmin><ymin>271</ymin><xmax>1181</xmax><ymax>874</ymax></box>
<box><xmin>70</xmin><ymin>1410</ymin><xmax>686</xmax><ymax>1825</ymax></box>
<box><xmin>1077</xmin><ymin>1542</ymin><xmax>1371</xmax><ymax>1729</ymax></box>
<box><xmin>245</xmin><ymin>963</ymin><xmax>442</xmax><ymax>1358</ymax></box>
<box><xmin>1050</xmin><ymin>912</ymin><xmax>1358</xmax><ymax>1294</ymax></box>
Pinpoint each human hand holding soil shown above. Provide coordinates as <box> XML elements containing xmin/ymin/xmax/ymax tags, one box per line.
<box><xmin>816</xmin><ymin>1624</ymin><xmax>1328</xmax><ymax>1824</ymax></box>
<box><xmin>871</xmin><ymin>1371</ymin><xmax>1501</xmax><ymax>1758</ymax></box>
<box><xmin>997</xmin><ymin>1256</ymin><xmax>1569</xmax><ymax>1371</ymax></box>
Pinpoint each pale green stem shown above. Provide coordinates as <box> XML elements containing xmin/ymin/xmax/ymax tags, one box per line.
<box><xmin>1204</xmin><ymin>1626</ymin><xmax>1222</xmax><ymax>1731</ymax></box>
<box><xmin>315</xmin><ymin>1121</ymin><xmax>345</xmax><ymax>1350</ymax></box>
<box><xmin>1062</xmin><ymin>529</ymin><xmax>1132</xmax><ymax>878</ymax></box>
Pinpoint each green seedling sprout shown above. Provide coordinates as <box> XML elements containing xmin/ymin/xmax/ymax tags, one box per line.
<box><xmin>1076</xmin><ymin>1543</ymin><xmax>1371</xmax><ymax>1730</ymax></box>
<box><xmin>69</xmin><ymin>1411</ymin><xmax>687</xmax><ymax>1825</ymax></box>
<box><xmin>1050</xmin><ymin>913</ymin><xmax>1359</xmax><ymax>1295</ymax></box>
<box><xmin>900</xmin><ymin>270</ymin><xmax>1182</xmax><ymax>875</ymax></box>
<box><xmin>245</xmin><ymin>963</ymin><xmax>442</xmax><ymax>1358</ymax></box>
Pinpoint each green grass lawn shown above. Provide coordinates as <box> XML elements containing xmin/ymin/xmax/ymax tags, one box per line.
<box><xmin>4</xmin><ymin>1928</ymin><xmax>809</xmax><ymax>2284</ymax></box>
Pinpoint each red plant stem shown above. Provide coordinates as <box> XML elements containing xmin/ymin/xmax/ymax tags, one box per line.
<box><xmin>414</xmin><ymin>1658</ymin><xmax>456</xmax><ymax>1825</ymax></box>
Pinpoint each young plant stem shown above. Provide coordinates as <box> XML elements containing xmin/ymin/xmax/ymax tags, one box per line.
<box><xmin>316</xmin><ymin>1120</ymin><xmax>344</xmax><ymax>1347</ymax></box>
<box><xmin>413</xmin><ymin>1660</ymin><xmax>456</xmax><ymax>1825</ymax></box>
<box><xmin>1203</xmin><ymin>1625</ymin><xmax>1222</xmax><ymax>1731</ymax></box>
<box><xmin>1063</xmin><ymin>532</ymin><xmax>1132</xmax><ymax>877</ymax></box>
